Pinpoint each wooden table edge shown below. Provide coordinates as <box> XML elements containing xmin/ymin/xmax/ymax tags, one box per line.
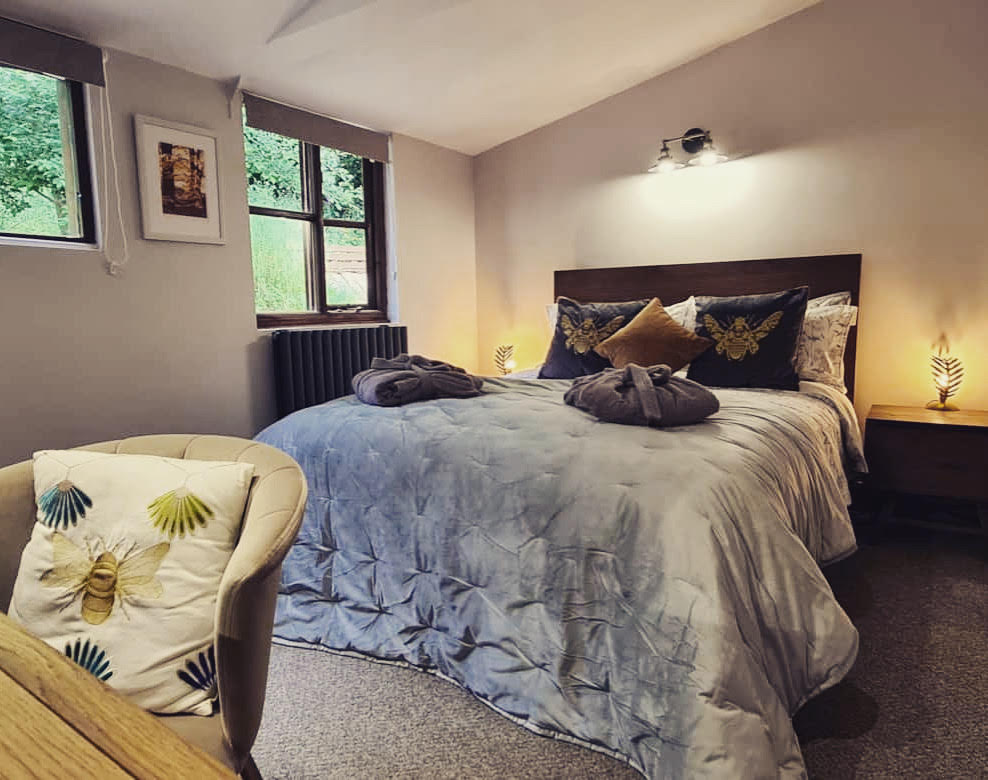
<box><xmin>0</xmin><ymin>613</ymin><xmax>234</xmax><ymax>779</ymax></box>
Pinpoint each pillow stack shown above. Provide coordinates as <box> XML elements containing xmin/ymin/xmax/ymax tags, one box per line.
<box><xmin>539</xmin><ymin>296</ymin><xmax>708</xmax><ymax>379</ymax></box>
<box><xmin>539</xmin><ymin>287</ymin><xmax>856</xmax><ymax>393</ymax></box>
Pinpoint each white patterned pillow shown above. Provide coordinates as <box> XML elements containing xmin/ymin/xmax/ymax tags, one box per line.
<box><xmin>796</xmin><ymin>304</ymin><xmax>857</xmax><ymax>390</ymax></box>
<box><xmin>808</xmin><ymin>290</ymin><xmax>852</xmax><ymax>309</ymax></box>
<box><xmin>664</xmin><ymin>296</ymin><xmax>696</xmax><ymax>331</ymax></box>
<box><xmin>9</xmin><ymin>449</ymin><xmax>254</xmax><ymax>715</ymax></box>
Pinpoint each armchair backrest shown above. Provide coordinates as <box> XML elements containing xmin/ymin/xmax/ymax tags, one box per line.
<box><xmin>0</xmin><ymin>434</ymin><xmax>307</xmax><ymax>767</ymax></box>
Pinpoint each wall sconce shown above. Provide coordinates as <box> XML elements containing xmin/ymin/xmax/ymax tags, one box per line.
<box><xmin>648</xmin><ymin>128</ymin><xmax>727</xmax><ymax>173</ymax></box>
<box><xmin>926</xmin><ymin>345</ymin><xmax>963</xmax><ymax>411</ymax></box>
<box><xmin>494</xmin><ymin>344</ymin><xmax>516</xmax><ymax>376</ymax></box>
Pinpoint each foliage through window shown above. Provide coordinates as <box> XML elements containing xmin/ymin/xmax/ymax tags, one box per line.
<box><xmin>243</xmin><ymin>112</ymin><xmax>387</xmax><ymax>325</ymax></box>
<box><xmin>0</xmin><ymin>64</ymin><xmax>95</xmax><ymax>242</ymax></box>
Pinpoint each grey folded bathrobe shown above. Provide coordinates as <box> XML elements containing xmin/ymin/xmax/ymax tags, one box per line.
<box><xmin>564</xmin><ymin>363</ymin><xmax>719</xmax><ymax>427</ymax></box>
<box><xmin>352</xmin><ymin>354</ymin><xmax>483</xmax><ymax>406</ymax></box>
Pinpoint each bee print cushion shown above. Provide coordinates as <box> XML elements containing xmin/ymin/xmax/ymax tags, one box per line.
<box><xmin>539</xmin><ymin>296</ymin><xmax>649</xmax><ymax>379</ymax></box>
<box><xmin>9</xmin><ymin>449</ymin><xmax>254</xmax><ymax>715</ymax></box>
<box><xmin>687</xmin><ymin>286</ymin><xmax>809</xmax><ymax>390</ymax></box>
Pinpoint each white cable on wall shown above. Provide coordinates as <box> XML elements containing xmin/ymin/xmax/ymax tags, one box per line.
<box><xmin>99</xmin><ymin>50</ymin><xmax>129</xmax><ymax>276</ymax></box>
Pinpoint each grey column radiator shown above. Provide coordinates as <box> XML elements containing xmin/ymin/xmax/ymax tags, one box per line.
<box><xmin>272</xmin><ymin>325</ymin><xmax>408</xmax><ymax>418</ymax></box>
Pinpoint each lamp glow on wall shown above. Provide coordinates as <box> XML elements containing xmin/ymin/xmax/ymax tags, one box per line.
<box><xmin>926</xmin><ymin>344</ymin><xmax>964</xmax><ymax>411</ymax></box>
<box><xmin>494</xmin><ymin>344</ymin><xmax>516</xmax><ymax>376</ymax></box>
<box><xmin>648</xmin><ymin>128</ymin><xmax>727</xmax><ymax>173</ymax></box>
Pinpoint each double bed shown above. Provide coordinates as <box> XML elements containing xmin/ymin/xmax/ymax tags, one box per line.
<box><xmin>256</xmin><ymin>254</ymin><xmax>864</xmax><ymax>778</ymax></box>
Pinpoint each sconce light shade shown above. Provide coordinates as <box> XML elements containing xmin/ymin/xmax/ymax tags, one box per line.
<box><xmin>926</xmin><ymin>347</ymin><xmax>963</xmax><ymax>410</ymax></box>
<box><xmin>494</xmin><ymin>344</ymin><xmax>516</xmax><ymax>376</ymax></box>
<box><xmin>689</xmin><ymin>135</ymin><xmax>728</xmax><ymax>167</ymax></box>
<box><xmin>647</xmin><ymin>143</ymin><xmax>683</xmax><ymax>174</ymax></box>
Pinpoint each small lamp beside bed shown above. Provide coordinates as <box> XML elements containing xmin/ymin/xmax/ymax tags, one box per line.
<box><xmin>494</xmin><ymin>344</ymin><xmax>517</xmax><ymax>375</ymax></box>
<box><xmin>926</xmin><ymin>345</ymin><xmax>964</xmax><ymax>411</ymax></box>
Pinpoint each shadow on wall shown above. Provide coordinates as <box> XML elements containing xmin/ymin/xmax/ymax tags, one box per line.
<box><xmin>246</xmin><ymin>334</ymin><xmax>277</xmax><ymax>434</ymax></box>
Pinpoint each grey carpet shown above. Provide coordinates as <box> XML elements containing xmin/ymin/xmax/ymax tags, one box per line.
<box><xmin>253</xmin><ymin>527</ymin><xmax>987</xmax><ymax>779</ymax></box>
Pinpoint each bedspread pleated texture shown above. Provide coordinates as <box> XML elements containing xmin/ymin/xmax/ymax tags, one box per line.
<box><xmin>256</xmin><ymin>378</ymin><xmax>862</xmax><ymax>779</ymax></box>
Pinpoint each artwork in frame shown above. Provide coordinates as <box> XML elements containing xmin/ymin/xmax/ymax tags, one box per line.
<box><xmin>133</xmin><ymin>115</ymin><xmax>224</xmax><ymax>244</ymax></box>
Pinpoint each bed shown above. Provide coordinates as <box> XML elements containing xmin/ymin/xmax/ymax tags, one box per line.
<box><xmin>256</xmin><ymin>254</ymin><xmax>864</xmax><ymax>779</ymax></box>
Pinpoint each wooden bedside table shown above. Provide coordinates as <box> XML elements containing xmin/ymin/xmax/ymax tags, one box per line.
<box><xmin>864</xmin><ymin>405</ymin><xmax>988</xmax><ymax>536</ymax></box>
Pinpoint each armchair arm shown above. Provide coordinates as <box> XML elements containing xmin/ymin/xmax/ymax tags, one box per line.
<box><xmin>0</xmin><ymin>461</ymin><xmax>37</xmax><ymax>613</ymax></box>
<box><xmin>214</xmin><ymin>460</ymin><xmax>307</xmax><ymax>768</ymax></box>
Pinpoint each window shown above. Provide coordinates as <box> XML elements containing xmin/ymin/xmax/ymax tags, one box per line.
<box><xmin>0</xmin><ymin>63</ymin><xmax>96</xmax><ymax>243</ymax></box>
<box><xmin>244</xmin><ymin>114</ymin><xmax>388</xmax><ymax>327</ymax></box>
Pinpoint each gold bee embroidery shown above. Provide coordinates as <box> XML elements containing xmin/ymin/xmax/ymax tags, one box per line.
<box><xmin>703</xmin><ymin>311</ymin><xmax>784</xmax><ymax>361</ymax></box>
<box><xmin>41</xmin><ymin>533</ymin><xmax>169</xmax><ymax>625</ymax></box>
<box><xmin>559</xmin><ymin>314</ymin><xmax>625</xmax><ymax>354</ymax></box>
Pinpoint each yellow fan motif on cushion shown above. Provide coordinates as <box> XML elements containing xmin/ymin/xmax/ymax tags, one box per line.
<box><xmin>147</xmin><ymin>487</ymin><xmax>214</xmax><ymax>539</ymax></box>
<box><xmin>559</xmin><ymin>314</ymin><xmax>626</xmax><ymax>354</ymax></box>
<box><xmin>41</xmin><ymin>533</ymin><xmax>169</xmax><ymax>625</ymax></box>
<box><xmin>703</xmin><ymin>311</ymin><xmax>783</xmax><ymax>361</ymax></box>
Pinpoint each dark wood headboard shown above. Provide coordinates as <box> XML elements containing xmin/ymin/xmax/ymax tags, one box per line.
<box><xmin>554</xmin><ymin>253</ymin><xmax>862</xmax><ymax>399</ymax></box>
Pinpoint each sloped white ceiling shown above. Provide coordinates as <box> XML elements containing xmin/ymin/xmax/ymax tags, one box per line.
<box><xmin>0</xmin><ymin>0</ymin><xmax>818</xmax><ymax>154</ymax></box>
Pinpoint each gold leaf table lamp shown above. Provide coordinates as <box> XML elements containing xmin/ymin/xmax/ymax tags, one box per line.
<box><xmin>926</xmin><ymin>348</ymin><xmax>963</xmax><ymax>411</ymax></box>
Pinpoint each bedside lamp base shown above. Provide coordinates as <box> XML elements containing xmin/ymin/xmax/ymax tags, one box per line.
<box><xmin>925</xmin><ymin>400</ymin><xmax>959</xmax><ymax>411</ymax></box>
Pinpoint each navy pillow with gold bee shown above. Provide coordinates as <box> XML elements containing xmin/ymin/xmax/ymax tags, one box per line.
<box><xmin>539</xmin><ymin>296</ymin><xmax>649</xmax><ymax>379</ymax></box>
<box><xmin>687</xmin><ymin>286</ymin><xmax>809</xmax><ymax>390</ymax></box>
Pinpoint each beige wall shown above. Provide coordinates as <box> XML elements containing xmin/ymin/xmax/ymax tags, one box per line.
<box><xmin>0</xmin><ymin>51</ymin><xmax>477</xmax><ymax>467</ymax></box>
<box><xmin>0</xmin><ymin>50</ymin><xmax>272</xmax><ymax>467</ymax></box>
<box><xmin>5</xmin><ymin>0</ymin><xmax>984</xmax><ymax>466</ymax></box>
<box><xmin>391</xmin><ymin>134</ymin><xmax>478</xmax><ymax>372</ymax></box>
<box><xmin>474</xmin><ymin>0</ymin><xmax>988</xmax><ymax>421</ymax></box>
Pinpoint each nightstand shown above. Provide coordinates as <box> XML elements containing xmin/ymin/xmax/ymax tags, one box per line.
<box><xmin>864</xmin><ymin>405</ymin><xmax>988</xmax><ymax>536</ymax></box>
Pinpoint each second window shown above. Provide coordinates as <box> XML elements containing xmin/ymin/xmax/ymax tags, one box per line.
<box><xmin>244</xmin><ymin>114</ymin><xmax>386</xmax><ymax>327</ymax></box>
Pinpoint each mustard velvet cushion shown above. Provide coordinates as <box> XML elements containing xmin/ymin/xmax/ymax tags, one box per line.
<box><xmin>9</xmin><ymin>449</ymin><xmax>254</xmax><ymax>715</ymax></box>
<box><xmin>595</xmin><ymin>298</ymin><xmax>714</xmax><ymax>372</ymax></box>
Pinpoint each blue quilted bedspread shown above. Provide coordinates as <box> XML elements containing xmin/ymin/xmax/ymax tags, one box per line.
<box><xmin>256</xmin><ymin>378</ymin><xmax>861</xmax><ymax>778</ymax></box>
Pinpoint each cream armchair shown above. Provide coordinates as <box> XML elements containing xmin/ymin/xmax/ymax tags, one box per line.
<box><xmin>0</xmin><ymin>435</ymin><xmax>307</xmax><ymax>779</ymax></box>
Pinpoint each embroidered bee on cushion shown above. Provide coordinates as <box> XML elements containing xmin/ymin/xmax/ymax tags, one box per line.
<box><xmin>42</xmin><ymin>533</ymin><xmax>169</xmax><ymax>624</ymax></box>
<box><xmin>559</xmin><ymin>314</ymin><xmax>626</xmax><ymax>354</ymax></box>
<box><xmin>703</xmin><ymin>311</ymin><xmax>783</xmax><ymax>361</ymax></box>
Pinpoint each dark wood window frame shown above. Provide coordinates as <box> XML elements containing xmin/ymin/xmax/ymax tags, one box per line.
<box><xmin>251</xmin><ymin>141</ymin><xmax>388</xmax><ymax>329</ymax></box>
<box><xmin>0</xmin><ymin>73</ymin><xmax>96</xmax><ymax>244</ymax></box>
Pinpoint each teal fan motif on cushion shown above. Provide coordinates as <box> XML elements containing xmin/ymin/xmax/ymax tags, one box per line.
<box><xmin>177</xmin><ymin>646</ymin><xmax>216</xmax><ymax>695</ymax></box>
<box><xmin>64</xmin><ymin>637</ymin><xmax>113</xmax><ymax>681</ymax></box>
<box><xmin>38</xmin><ymin>480</ymin><xmax>92</xmax><ymax>529</ymax></box>
<box><xmin>147</xmin><ymin>487</ymin><xmax>214</xmax><ymax>538</ymax></box>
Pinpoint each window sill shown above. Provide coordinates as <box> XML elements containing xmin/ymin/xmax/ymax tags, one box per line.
<box><xmin>257</xmin><ymin>310</ymin><xmax>389</xmax><ymax>330</ymax></box>
<box><xmin>0</xmin><ymin>235</ymin><xmax>99</xmax><ymax>251</ymax></box>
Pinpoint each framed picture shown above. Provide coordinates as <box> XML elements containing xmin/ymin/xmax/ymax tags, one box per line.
<box><xmin>133</xmin><ymin>115</ymin><xmax>224</xmax><ymax>244</ymax></box>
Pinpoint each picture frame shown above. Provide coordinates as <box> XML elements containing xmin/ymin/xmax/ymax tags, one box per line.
<box><xmin>133</xmin><ymin>114</ymin><xmax>224</xmax><ymax>244</ymax></box>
